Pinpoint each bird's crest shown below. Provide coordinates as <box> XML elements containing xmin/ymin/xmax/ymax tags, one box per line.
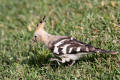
<box><xmin>35</xmin><ymin>16</ymin><xmax>46</xmax><ymax>32</ymax></box>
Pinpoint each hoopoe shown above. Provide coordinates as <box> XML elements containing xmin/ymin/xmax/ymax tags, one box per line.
<box><xmin>31</xmin><ymin>16</ymin><xmax>118</xmax><ymax>66</ymax></box>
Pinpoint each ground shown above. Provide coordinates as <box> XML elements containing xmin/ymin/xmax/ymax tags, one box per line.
<box><xmin>0</xmin><ymin>0</ymin><xmax>120</xmax><ymax>80</ymax></box>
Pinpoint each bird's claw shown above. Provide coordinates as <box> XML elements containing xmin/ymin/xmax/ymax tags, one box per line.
<box><xmin>50</xmin><ymin>58</ymin><xmax>61</xmax><ymax>65</ymax></box>
<box><xmin>70</xmin><ymin>60</ymin><xmax>75</xmax><ymax>66</ymax></box>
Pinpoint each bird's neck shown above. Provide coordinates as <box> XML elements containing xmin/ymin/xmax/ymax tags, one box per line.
<box><xmin>40</xmin><ymin>29</ymin><xmax>54</xmax><ymax>46</ymax></box>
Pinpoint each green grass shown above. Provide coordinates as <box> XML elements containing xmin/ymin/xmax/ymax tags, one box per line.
<box><xmin>0</xmin><ymin>0</ymin><xmax>120</xmax><ymax>80</ymax></box>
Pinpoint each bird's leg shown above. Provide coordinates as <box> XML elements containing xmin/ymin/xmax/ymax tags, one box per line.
<box><xmin>49</xmin><ymin>58</ymin><xmax>62</xmax><ymax>65</ymax></box>
<box><xmin>70</xmin><ymin>60</ymin><xmax>75</xmax><ymax>66</ymax></box>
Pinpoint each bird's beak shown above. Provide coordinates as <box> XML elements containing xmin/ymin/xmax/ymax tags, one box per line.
<box><xmin>29</xmin><ymin>37</ymin><xmax>37</xmax><ymax>51</ymax></box>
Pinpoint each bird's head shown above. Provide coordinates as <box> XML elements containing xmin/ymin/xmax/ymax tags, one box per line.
<box><xmin>30</xmin><ymin>16</ymin><xmax>46</xmax><ymax>49</ymax></box>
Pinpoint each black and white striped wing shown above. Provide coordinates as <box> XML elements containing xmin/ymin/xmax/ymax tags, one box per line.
<box><xmin>50</xmin><ymin>37</ymin><xmax>96</xmax><ymax>55</ymax></box>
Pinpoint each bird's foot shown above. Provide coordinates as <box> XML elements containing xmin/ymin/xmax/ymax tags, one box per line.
<box><xmin>70</xmin><ymin>60</ymin><xmax>75</xmax><ymax>66</ymax></box>
<box><xmin>50</xmin><ymin>58</ymin><xmax>62</xmax><ymax>65</ymax></box>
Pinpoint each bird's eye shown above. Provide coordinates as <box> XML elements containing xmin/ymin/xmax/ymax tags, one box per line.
<box><xmin>34</xmin><ymin>36</ymin><xmax>37</xmax><ymax>38</ymax></box>
<box><xmin>33</xmin><ymin>35</ymin><xmax>37</xmax><ymax>42</ymax></box>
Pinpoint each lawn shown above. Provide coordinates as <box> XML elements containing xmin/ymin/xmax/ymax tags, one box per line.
<box><xmin>0</xmin><ymin>0</ymin><xmax>120</xmax><ymax>80</ymax></box>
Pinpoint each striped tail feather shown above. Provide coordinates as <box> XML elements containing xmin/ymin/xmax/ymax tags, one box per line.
<box><xmin>90</xmin><ymin>47</ymin><xmax>118</xmax><ymax>54</ymax></box>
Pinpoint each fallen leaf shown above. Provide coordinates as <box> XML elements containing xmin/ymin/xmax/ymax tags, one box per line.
<box><xmin>28</xmin><ymin>24</ymin><xmax>33</xmax><ymax>31</ymax></box>
<box><xmin>101</xmin><ymin>1</ymin><xmax>105</xmax><ymax>6</ymax></box>
<box><xmin>111</xmin><ymin>1</ymin><xmax>115</xmax><ymax>7</ymax></box>
<box><xmin>0</xmin><ymin>24</ymin><xmax>4</xmax><ymax>27</ymax></box>
<box><xmin>51</xmin><ymin>20</ymin><xmax>55</xmax><ymax>30</ymax></box>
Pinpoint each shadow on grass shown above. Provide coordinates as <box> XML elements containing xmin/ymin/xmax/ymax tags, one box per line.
<box><xmin>21</xmin><ymin>49</ymin><xmax>61</xmax><ymax>68</ymax></box>
<box><xmin>21</xmin><ymin>49</ymin><xmax>115</xmax><ymax>69</ymax></box>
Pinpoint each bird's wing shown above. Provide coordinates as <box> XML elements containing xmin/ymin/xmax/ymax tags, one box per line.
<box><xmin>50</xmin><ymin>37</ymin><xmax>97</xmax><ymax>55</ymax></box>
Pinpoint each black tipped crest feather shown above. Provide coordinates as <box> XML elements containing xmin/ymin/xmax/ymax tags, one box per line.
<box><xmin>40</xmin><ymin>16</ymin><xmax>46</xmax><ymax>23</ymax></box>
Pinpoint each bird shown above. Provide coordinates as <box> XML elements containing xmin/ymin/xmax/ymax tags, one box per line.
<box><xmin>30</xmin><ymin>16</ymin><xmax>118</xmax><ymax>66</ymax></box>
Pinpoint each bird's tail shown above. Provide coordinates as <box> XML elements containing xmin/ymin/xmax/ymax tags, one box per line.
<box><xmin>91</xmin><ymin>47</ymin><xmax>118</xmax><ymax>54</ymax></box>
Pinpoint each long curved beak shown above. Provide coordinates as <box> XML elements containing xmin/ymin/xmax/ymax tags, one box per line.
<box><xmin>29</xmin><ymin>38</ymin><xmax>37</xmax><ymax>51</ymax></box>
